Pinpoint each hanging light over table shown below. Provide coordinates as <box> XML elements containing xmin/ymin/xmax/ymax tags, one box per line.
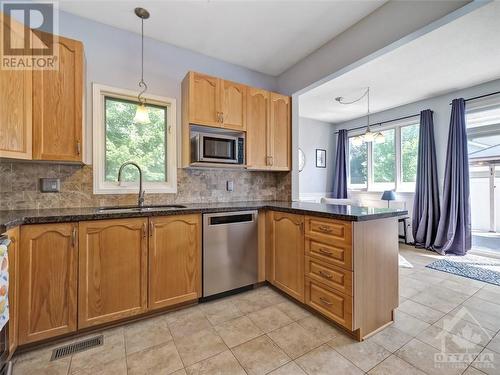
<box><xmin>133</xmin><ymin>7</ymin><xmax>150</xmax><ymax>124</ymax></box>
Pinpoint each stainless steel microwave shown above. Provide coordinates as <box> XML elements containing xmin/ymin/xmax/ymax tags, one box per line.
<box><xmin>191</xmin><ymin>132</ymin><xmax>244</xmax><ymax>164</ymax></box>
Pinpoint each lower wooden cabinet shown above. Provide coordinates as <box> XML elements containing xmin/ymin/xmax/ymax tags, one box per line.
<box><xmin>18</xmin><ymin>223</ymin><xmax>78</xmax><ymax>344</ymax></box>
<box><xmin>268</xmin><ymin>211</ymin><xmax>305</xmax><ymax>302</ymax></box>
<box><xmin>6</xmin><ymin>227</ymin><xmax>19</xmax><ymax>354</ymax></box>
<box><xmin>78</xmin><ymin>218</ymin><xmax>148</xmax><ymax>329</ymax></box>
<box><xmin>148</xmin><ymin>215</ymin><xmax>201</xmax><ymax>310</ymax></box>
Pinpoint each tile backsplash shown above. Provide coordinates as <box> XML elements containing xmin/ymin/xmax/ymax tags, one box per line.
<box><xmin>0</xmin><ymin>162</ymin><xmax>291</xmax><ymax>210</ymax></box>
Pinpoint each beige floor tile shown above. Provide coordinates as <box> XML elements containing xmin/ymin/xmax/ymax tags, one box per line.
<box><xmin>247</xmin><ymin>305</ymin><xmax>293</xmax><ymax>333</ymax></box>
<box><xmin>368</xmin><ymin>355</ymin><xmax>426</xmax><ymax>374</ymax></box>
<box><xmin>199</xmin><ymin>298</ymin><xmax>243</xmax><ymax>325</ymax></box>
<box><xmin>392</xmin><ymin>310</ymin><xmax>430</xmax><ymax>337</ymax></box>
<box><xmin>448</xmin><ymin>305</ymin><xmax>500</xmax><ymax>333</ymax></box>
<box><xmin>434</xmin><ymin>313</ymin><xmax>496</xmax><ymax>347</ymax></box>
<box><xmin>439</xmin><ymin>279</ymin><xmax>482</xmax><ymax>296</ymax></box>
<box><xmin>328</xmin><ymin>333</ymin><xmax>391</xmax><ymax>372</ymax></box>
<box><xmin>416</xmin><ymin>325</ymin><xmax>484</xmax><ymax>357</ymax></box>
<box><xmin>398</xmin><ymin>299</ymin><xmax>445</xmax><ymax>324</ymax></box>
<box><xmin>295</xmin><ymin>344</ymin><xmax>364</xmax><ymax>375</ymax></box>
<box><xmin>71</xmin><ymin>357</ymin><xmax>127</xmax><ymax>375</ymax></box>
<box><xmin>368</xmin><ymin>326</ymin><xmax>413</xmax><ymax>353</ymax></box>
<box><xmin>165</xmin><ymin>305</ymin><xmax>203</xmax><ymax>325</ymax></box>
<box><xmin>185</xmin><ymin>350</ymin><xmax>246</xmax><ymax>375</ymax></box>
<box><xmin>231</xmin><ymin>335</ymin><xmax>290</xmax><ymax>375</ymax></box>
<box><xmin>471</xmin><ymin>348</ymin><xmax>500</xmax><ymax>375</ymax></box>
<box><xmin>462</xmin><ymin>366</ymin><xmax>488</xmax><ymax>375</ymax></box>
<box><xmin>124</xmin><ymin>316</ymin><xmax>172</xmax><ymax>355</ymax></box>
<box><xmin>267</xmin><ymin>322</ymin><xmax>324</xmax><ymax>359</ymax></box>
<box><xmin>167</xmin><ymin>308</ymin><xmax>212</xmax><ymax>340</ymax></box>
<box><xmin>486</xmin><ymin>332</ymin><xmax>500</xmax><ymax>354</ymax></box>
<box><xmin>214</xmin><ymin>316</ymin><xmax>263</xmax><ymax>348</ymax></box>
<box><xmin>396</xmin><ymin>338</ymin><xmax>468</xmax><ymax>375</ymax></box>
<box><xmin>411</xmin><ymin>289</ymin><xmax>468</xmax><ymax>314</ymax></box>
<box><xmin>474</xmin><ymin>287</ymin><xmax>500</xmax><ymax>304</ymax></box>
<box><xmin>267</xmin><ymin>361</ymin><xmax>307</xmax><ymax>375</ymax></box>
<box><xmin>171</xmin><ymin>370</ymin><xmax>188</xmax><ymax>375</ymax></box>
<box><xmin>175</xmin><ymin>327</ymin><xmax>228</xmax><ymax>366</ymax></box>
<box><xmin>463</xmin><ymin>296</ymin><xmax>500</xmax><ymax>317</ymax></box>
<box><xmin>14</xmin><ymin>356</ymin><xmax>71</xmax><ymax>375</ymax></box>
<box><xmin>231</xmin><ymin>287</ymin><xmax>284</xmax><ymax>314</ymax></box>
<box><xmin>296</xmin><ymin>315</ymin><xmax>341</xmax><ymax>342</ymax></box>
<box><xmin>275</xmin><ymin>300</ymin><xmax>312</xmax><ymax>321</ymax></box>
<box><xmin>127</xmin><ymin>341</ymin><xmax>183</xmax><ymax>375</ymax></box>
<box><xmin>70</xmin><ymin>331</ymin><xmax>126</xmax><ymax>373</ymax></box>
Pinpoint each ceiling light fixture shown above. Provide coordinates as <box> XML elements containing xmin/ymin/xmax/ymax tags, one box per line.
<box><xmin>133</xmin><ymin>7</ymin><xmax>150</xmax><ymax>124</ymax></box>
<box><xmin>335</xmin><ymin>88</ymin><xmax>384</xmax><ymax>144</ymax></box>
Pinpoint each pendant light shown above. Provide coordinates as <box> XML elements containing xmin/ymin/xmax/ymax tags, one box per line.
<box><xmin>133</xmin><ymin>7</ymin><xmax>150</xmax><ymax>124</ymax></box>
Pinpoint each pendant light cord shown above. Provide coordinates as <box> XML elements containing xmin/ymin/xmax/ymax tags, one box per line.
<box><xmin>138</xmin><ymin>16</ymin><xmax>148</xmax><ymax>105</ymax></box>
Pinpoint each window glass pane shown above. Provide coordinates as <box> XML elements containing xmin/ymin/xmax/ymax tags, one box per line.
<box><xmin>401</xmin><ymin>124</ymin><xmax>420</xmax><ymax>183</ymax></box>
<box><xmin>105</xmin><ymin>97</ymin><xmax>167</xmax><ymax>182</ymax></box>
<box><xmin>349</xmin><ymin>138</ymin><xmax>367</xmax><ymax>187</ymax></box>
<box><xmin>373</xmin><ymin>129</ymin><xmax>395</xmax><ymax>184</ymax></box>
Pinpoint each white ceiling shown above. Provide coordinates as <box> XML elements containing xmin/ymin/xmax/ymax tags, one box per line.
<box><xmin>299</xmin><ymin>1</ymin><xmax>500</xmax><ymax>124</ymax></box>
<box><xmin>58</xmin><ymin>0</ymin><xmax>385</xmax><ymax>76</ymax></box>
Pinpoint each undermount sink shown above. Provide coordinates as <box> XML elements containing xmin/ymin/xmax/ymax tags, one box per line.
<box><xmin>96</xmin><ymin>205</ymin><xmax>187</xmax><ymax>213</ymax></box>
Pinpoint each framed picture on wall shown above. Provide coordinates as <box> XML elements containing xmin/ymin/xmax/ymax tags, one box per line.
<box><xmin>316</xmin><ymin>149</ymin><xmax>326</xmax><ymax>168</ymax></box>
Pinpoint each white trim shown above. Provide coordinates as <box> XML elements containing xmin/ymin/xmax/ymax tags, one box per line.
<box><xmin>92</xmin><ymin>83</ymin><xmax>177</xmax><ymax>195</ymax></box>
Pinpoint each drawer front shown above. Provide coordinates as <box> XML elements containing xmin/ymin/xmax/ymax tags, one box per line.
<box><xmin>305</xmin><ymin>256</ymin><xmax>352</xmax><ymax>296</ymax></box>
<box><xmin>305</xmin><ymin>278</ymin><xmax>352</xmax><ymax>330</ymax></box>
<box><xmin>306</xmin><ymin>216</ymin><xmax>352</xmax><ymax>246</ymax></box>
<box><xmin>306</xmin><ymin>239</ymin><xmax>352</xmax><ymax>270</ymax></box>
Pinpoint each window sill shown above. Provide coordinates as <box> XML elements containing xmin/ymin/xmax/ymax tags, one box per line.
<box><xmin>93</xmin><ymin>183</ymin><xmax>177</xmax><ymax>195</ymax></box>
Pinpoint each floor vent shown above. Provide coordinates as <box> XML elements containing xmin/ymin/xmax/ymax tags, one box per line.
<box><xmin>50</xmin><ymin>335</ymin><xmax>103</xmax><ymax>361</ymax></box>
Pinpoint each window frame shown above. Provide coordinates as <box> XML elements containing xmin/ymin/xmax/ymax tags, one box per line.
<box><xmin>347</xmin><ymin>116</ymin><xmax>420</xmax><ymax>193</ymax></box>
<box><xmin>92</xmin><ymin>83</ymin><xmax>177</xmax><ymax>194</ymax></box>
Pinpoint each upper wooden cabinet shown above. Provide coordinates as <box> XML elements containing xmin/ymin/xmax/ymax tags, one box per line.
<box><xmin>269</xmin><ymin>93</ymin><xmax>291</xmax><ymax>170</ymax></box>
<box><xmin>268</xmin><ymin>211</ymin><xmax>305</xmax><ymax>302</ymax></box>
<box><xmin>33</xmin><ymin>34</ymin><xmax>84</xmax><ymax>162</ymax></box>
<box><xmin>148</xmin><ymin>215</ymin><xmax>201</xmax><ymax>310</ymax></box>
<box><xmin>246</xmin><ymin>88</ymin><xmax>270</xmax><ymax>169</ymax></box>
<box><xmin>18</xmin><ymin>223</ymin><xmax>78</xmax><ymax>345</ymax></box>
<box><xmin>221</xmin><ymin>80</ymin><xmax>246</xmax><ymax>131</ymax></box>
<box><xmin>78</xmin><ymin>218</ymin><xmax>148</xmax><ymax>329</ymax></box>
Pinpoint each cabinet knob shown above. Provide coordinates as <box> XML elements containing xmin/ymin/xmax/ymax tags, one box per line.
<box><xmin>71</xmin><ymin>226</ymin><xmax>77</xmax><ymax>248</ymax></box>
<box><xmin>318</xmin><ymin>270</ymin><xmax>333</xmax><ymax>279</ymax></box>
<box><xmin>319</xmin><ymin>297</ymin><xmax>333</xmax><ymax>306</ymax></box>
<box><xmin>318</xmin><ymin>225</ymin><xmax>332</xmax><ymax>233</ymax></box>
<box><xmin>318</xmin><ymin>248</ymin><xmax>332</xmax><ymax>256</ymax></box>
<box><xmin>76</xmin><ymin>141</ymin><xmax>81</xmax><ymax>155</ymax></box>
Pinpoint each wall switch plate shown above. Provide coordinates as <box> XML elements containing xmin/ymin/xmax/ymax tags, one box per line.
<box><xmin>226</xmin><ymin>180</ymin><xmax>234</xmax><ymax>192</ymax></box>
<box><xmin>40</xmin><ymin>178</ymin><xmax>60</xmax><ymax>193</ymax></box>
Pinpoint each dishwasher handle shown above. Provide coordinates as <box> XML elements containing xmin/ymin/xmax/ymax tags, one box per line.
<box><xmin>208</xmin><ymin>213</ymin><xmax>255</xmax><ymax>226</ymax></box>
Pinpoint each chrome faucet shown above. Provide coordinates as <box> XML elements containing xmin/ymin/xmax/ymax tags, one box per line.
<box><xmin>117</xmin><ymin>162</ymin><xmax>145</xmax><ymax>207</ymax></box>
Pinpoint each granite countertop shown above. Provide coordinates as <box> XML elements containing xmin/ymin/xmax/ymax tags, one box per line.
<box><xmin>0</xmin><ymin>201</ymin><xmax>408</xmax><ymax>233</ymax></box>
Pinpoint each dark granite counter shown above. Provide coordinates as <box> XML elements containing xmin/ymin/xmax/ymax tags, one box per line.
<box><xmin>0</xmin><ymin>201</ymin><xmax>407</xmax><ymax>233</ymax></box>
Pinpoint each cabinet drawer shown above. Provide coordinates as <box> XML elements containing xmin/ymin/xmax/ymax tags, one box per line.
<box><xmin>305</xmin><ymin>256</ymin><xmax>352</xmax><ymax>296</ymax></box>
<box><xmin>305</xmin><ymin>278</ymin><xmax>352</xmax><ymax>330</ymax></box>
<box><xmin>306</xmin><ymin>239</ymin><xmax>352</xmax><ymax>271</ymax></box>
<box><xmin>306</xmin><ymin>216</ymin><xmax>352</xmax><ymax>246</ymax></box>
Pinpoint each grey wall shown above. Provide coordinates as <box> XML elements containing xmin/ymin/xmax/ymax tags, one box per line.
<box><xmin>277</xmin><ymin>0</ymin><xmax>471</xmax><ymax>95</ymax></box>
<box><xmin>298</xmin><ymin>117</ymin><xmax>335</xmax><ymax>200</ymax></box>
<box><xmin>56</xmin><ymin>11</ymin><xmax>278</xmax><ymax>162</ymax></box>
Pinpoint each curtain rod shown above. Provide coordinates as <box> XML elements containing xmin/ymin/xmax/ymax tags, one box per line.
<box><xmin>449</xmin><ymin>90</ymin><xmax>500</xmax><ymax>105</ymax></box>
<box><xmin>334</xmin><ymin>113</ymin><xmax>420</xmax><ymax>135</ymax></box>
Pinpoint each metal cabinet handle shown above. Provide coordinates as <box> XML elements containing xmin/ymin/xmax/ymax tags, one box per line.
<box><xmin>142</xmin><ymin>223</ymin><xmax>147</xmax><ymax>238</ymax></box>
<box><xmin>76</xmin><ymin>141</ymin><xmax>81</xmax><ymax>155</ymax></box>
<box><xmin>149</xmin><ymin>221</ymin><xmax>153</xmax><ymax>237</ymax></box>
<box><xmin>318</xmin><ymin>248</ymin><xmax>332</xmax><ymax>256</ymax></box>
<box><xmin>71</xmin><ymin>226</ymin><xmax>77</xmax><ymax>248</ymax></box>
<box><xmin>318</xmin><ymin>225</ymin><xmax>332</xmax><ymax>233</ymax></box>
<box><xmin>318</xmin><ymin>270</ymin><xmax>333</xmax><ymax>279</ymax></box>
<box><xmin>221</xmin><ymin>112</ymin><xmax>224</xmax><ymax>123</ymax></box>
<box><xmin>319</xmin><ymin>297</ymin><xmax>332</xmax><ymax>306</ymax></box>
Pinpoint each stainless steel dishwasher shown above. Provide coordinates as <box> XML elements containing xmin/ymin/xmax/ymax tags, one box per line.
<box><xmin>203</xmin><ymin>211</ymin><xmax>258</xmax><ymax>297</ymax></box>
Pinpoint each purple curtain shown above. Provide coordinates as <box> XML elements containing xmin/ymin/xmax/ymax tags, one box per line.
<box><xmin>332</xmin><ymin>129</ymin><xmax>348</xmax><ymax>199</ymax></box>
<box><xmin>412</xmin><ymin>110</ymin><xmax>440</xmax><ymax>249</ymax></box>
<box><xmin>433</xmin><ymin>98</ymin><xmax>471</xmax><ymax>255</ymax></box>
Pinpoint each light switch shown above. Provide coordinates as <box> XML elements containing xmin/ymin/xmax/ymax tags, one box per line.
<box><xmin>226</xmin><ymin>180</ymin><xmax>234</xmax><ymax>192</ymax></box>
<box><xmin>40</xmin><ymin>178</ymin><xmax>60</xmax><ymax>193</ymax></box>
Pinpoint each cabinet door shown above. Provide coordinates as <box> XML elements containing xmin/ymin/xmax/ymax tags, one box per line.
<box><xmin>149</xmin><ymin>215</ymin><xmax>201</xmax><ymax>310</ymax></box>
<box><xmin>33</xmin><ymin>34</ymin><xmax>83</xmax><ymax>161</ymax></box>
<box><xmin>0</xmin><ymin>16</ymin><xmax>32</xmax><ymax>160</ymax></box>
<box><xmin>18</xmin><ymin>223</ymin><xmax>78</xmax><ymax>344</ymax></box>
<box><xmin>188</xmin><ymin>72</ymin><xmax>221</xmax><ymax>127</ymax></box>
<box><xmin>78</xmin><ymin>218</ymin><xmax>148</xmax><ymax>328</ymax></box>
<box><xmin>6</xmin><ymin>227</ymin><xmax>19</xmax><ymax>355</ymax></box>
<box><xmin>269</xmin><ymin>93</ymin><xmax>291</xmax><ymax>170</ymax></box>
<box><xmin>269</xmin><ymin>211</ymin><xmax>305</xmax><ymax>302</ymax></box>
<box><xmin>246</xmin><ymin>88</ymin><xmax>270</xmax><ymax>169</ymax></box>
<box><xmin>221</xmin><ymin>80</ymin><xmax>246</xmax><ymax>131</ymax></box>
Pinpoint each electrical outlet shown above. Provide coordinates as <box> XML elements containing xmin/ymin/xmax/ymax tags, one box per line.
<box><xmin>226</xmin><ymin>180</ymin><xmax>234</xmax><ymax>192</ymax></box>
<box><xmin>40</xmin><ymin>178</ymin><xmax>60</xmax><ymax>193</ymax></box>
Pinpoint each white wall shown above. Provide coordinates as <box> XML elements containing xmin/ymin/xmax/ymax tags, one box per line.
<box><xmin>55</xmin><ymin>11</ymin><xmax>278</xmax><ymax>163</ymax></box>
<box><xmin>298</xmin><ymin>118</ymin><xmax>335</xmax><ymax>201</ymax></box>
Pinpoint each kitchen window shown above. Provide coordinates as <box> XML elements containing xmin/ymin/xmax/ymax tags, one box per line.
<box><xmin>92</xmin><ymin>84</ymin><xmax>177</xmax><ymax>194</ymax></box>
<box><xmin>348</xmin><ymin>117</ymin><xmax>420</xmax><ymax>192</ymax></box>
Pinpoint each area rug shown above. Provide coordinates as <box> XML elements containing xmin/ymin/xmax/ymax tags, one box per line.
<box><xmin>399</xmin><ymin>254</ymin><xmax>413</xmax><ymax>268</ymax></box>
<box><xmin>426</xmin><ymin>254</ymin><xmax>500</xmax><ymax>286</ymax></box>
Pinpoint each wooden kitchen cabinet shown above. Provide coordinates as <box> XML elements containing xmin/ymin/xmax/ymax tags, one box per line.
<box><xmin>268</xmin><ymin>211</ymin><xmax>305</xmax><ymax>302</ymax></box>
<box><xmin>78</xmin><ymin>218</ymin><xmax>148</xmax><ymax>328</ymax></box>
<box><xmin>246</xmin><ymin>88</ymin><xmax>270</xmax><ymax>169</ymax></box>
<box><xmin>6</xmin><ymin>227</ymin><xmax>19</xmax><ymax>355</ymax></box>
<box><xmin>0</xmin><ymin>15</ymin><xmax>32</xmax><ymax>160</ymax></box>
<box><xmin>269</xmin><ymin>93</ymin><xmax>291</xmax><ymax>170</ymax></box>
<box><xmin>183</xmin><ymin>71</ymin><xmax>222</xmax><ymax>127</ymax></box>
<box><xmin>33</xmin><ymin>34</ymin><xmax>83</xmax><ymax>162</ymax></box>
<box><xmin>148</xmin><ymin>215</ymin><xmax>201</xmax><ymax>310</ymax></box>
<box><xmin>18</xmin><ymin>223</ymin><xmax>78</xmax><ymax>344</ymax></box>
<box><xmin>221</xmin><ymin>80</ymin><xmax>246</xmax><ymax>131</ymax></box>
